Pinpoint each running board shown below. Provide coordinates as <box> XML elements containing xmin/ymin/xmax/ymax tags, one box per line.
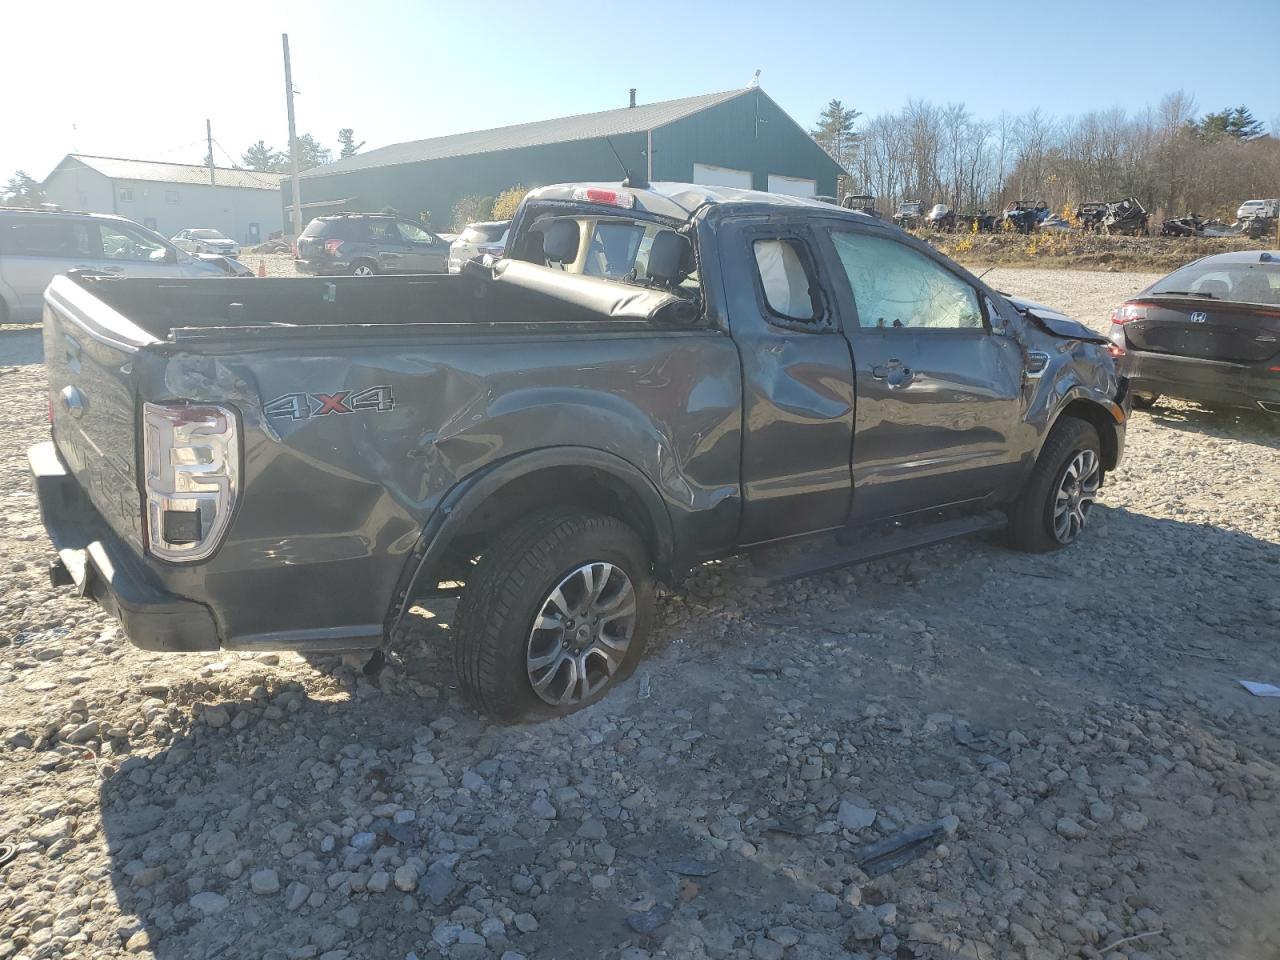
<box><xmin>746</xmin><ymin>510</ymin><xmax>1008</xmax><ymax>585</ymax></box>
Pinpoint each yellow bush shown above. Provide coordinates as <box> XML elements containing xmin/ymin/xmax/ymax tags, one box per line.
<box><xmin>491</xmin><ymin>185</ymin><xmax>530</xmax><ymax>221</ymax></box>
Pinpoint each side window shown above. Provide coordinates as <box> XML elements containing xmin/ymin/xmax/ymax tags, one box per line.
<box><xmin>752</xmin><ymin>238</ymin><xmax>820</xmax><ymax>324</ymax></box>
<box><xmin>396</xmin><ymin>221</ymin><xmax>432</xmax><ymax>244</ymax></box>
<box><xmin>365</xmin><ymin>219</ymin><xmax>399</xmax><ymax>243</ymax></box>
<box><xmin>829</xmin><ymin>230</ymin><xmax>983</xmax><ymax>330</ymax></box>
<box><xmin>99</xmin><ymin>223</ymin><xmax>167</xmax><ymax>262</ymax></box>
<box><xmin>0</xmin><ymin>218</ymin><xmax>80</xmax><ymax>257</ymax></box>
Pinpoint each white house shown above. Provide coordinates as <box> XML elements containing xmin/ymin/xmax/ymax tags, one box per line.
<box><xmin>42</xmin><ymin>155</ymin><xmax>285</xmax><ymax>245</ymax></box>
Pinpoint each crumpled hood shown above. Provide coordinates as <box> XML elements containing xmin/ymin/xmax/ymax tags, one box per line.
<box><xmin>1004</xmin><ymin>295</ymin><xmax>1109</xmax><ymax>345</ymax></box>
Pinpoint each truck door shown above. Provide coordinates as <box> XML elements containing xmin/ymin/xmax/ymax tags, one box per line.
<box><xmin>817</xmin><ymin>226</ymin><xmax>1023</xmax><ymax>522</ymax></box>
<box><xmin>723</xmin><ymin>221</ymin><xmax>855</xmax><ymax>545</ymax></box>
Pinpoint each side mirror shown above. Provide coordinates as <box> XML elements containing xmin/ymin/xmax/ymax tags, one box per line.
<box><xmin>984</xmin><ymin>296</ymin><xmax>1007</xmax><ymax>336</ymax></box>
<box><xmin>164</xmin><ymin>247</ymin><xmax>179</xmax><ymax>264</ymax></box>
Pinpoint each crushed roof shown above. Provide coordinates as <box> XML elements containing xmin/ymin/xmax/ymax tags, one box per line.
<box><xmin>57</xmin><ymin>155</ymin><xmax>286</xmax><ymax>191</ymax></box>
<box><xmin>299</xmin><ymin>89</ymin><xmax>750</xmax><ymax>178</ymax></box>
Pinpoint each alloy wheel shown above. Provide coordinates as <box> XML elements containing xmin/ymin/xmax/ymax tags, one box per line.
<box><xmin>1052</xmin><ymin>449</ymin><xmax>1100</xmax><ymax>544</ymax></box>
<box><xmin>526</xmin><ymin>562</ymin><xmax>637</xmax><ymax>706</ymax></box>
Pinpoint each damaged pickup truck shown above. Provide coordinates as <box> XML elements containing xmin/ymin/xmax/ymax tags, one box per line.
<box><xmin>30</xmin><ymin>180</ymin><xmax>1128</xmax><ymax>720</ymax></box>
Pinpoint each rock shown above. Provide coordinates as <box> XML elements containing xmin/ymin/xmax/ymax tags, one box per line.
<box><xmin>251</xmin><ymin>868</ymin><xmax>280</xmax><ymax>895</ymax></box>
<box><xmin>1089</xmin><ymin>801</ymin><xmax>1115</xmax><ymax>823</ymax></box>
<box><xmin>510</xmin><ymin>873</ymin><xmax>534</xmax><ymax>895</ymax></box>
<box><xmin>32</xmin><ymin>817</ymin><xmax>73</xmax><ymax>845</ymax></box>
<box><xmin>1240</xmin><ymin>869</ymin><xmax>1272</xmax><ymax>893</ymax></box>
<box><xmin>576</xmin><ymin>818</ymin><xmax>607</xmax><ymax>840</ymax></box>
<box><xmin>393</xmin><ymin>864</ymin><xmax>418</xmax><ymax>893</ymax></box>
<box><xmin>125</xmin><ymin>929</ymin><xmax>152</xmax><ymax>953</ymax></box>
<box><xmin>848</xmin><ymin>908</ymin><xmax>881</xmax><ymax>941</ymax></box>
<box><xmin>626</xmin><ymin>904</ymin><xmax>672</xmax><ymax>935</ymax></box>
<box><xmin>1187</xmin><ymin>795</ymin><xmax>1215</xmax><ymax>817</ymax></box>
<box><xmin>334</xmin><ymin>905</ymin><xmax>360</xmax><ymax>928</ymax></box>
<box><xmin>768</xmin><ymin>927</ymin><xmax>801</xmax><ymax>947</ymax></box>
<box><xmin>753</xmin><ymin>938</ymin><xmax>784</xmax><ymax>960</ymax></box>
<box><xmin>202</xmin><ymin>704</ymin><xmax>230</xmax><ymax>728</ymax></box>
<box><xmin>433</xmin><ymin>923</ymin><xmax>464</xmax><ymax>948</ymax></box>
<box><xmin>66</xmin><ymin>720</ymin><xmax>99</xmax><ymax>744</ymax></box>
<box><xmin>837</xmin><ymin>800</ymin><xmax>878</xmax><ymax>830</ymax></box>
<box><xmin>284</xmin><ymin>881</ymin><xmax>310</xmax><ymax>911</ymax></box>
<box><xmin>530</xmin><ymin>797</ymin><xmax>557</xmax><ymax>820</ymax></box>
<box><xmin>350</xmin><ymin>832</ymin><xmax>377</xmax><ymax>852</ymax></box>
<box><xmin>513</xmin><ymin>912</ymin><xmax>538</xmax><ymax>933</ymax></box>
<box><xmin>914</xmin><ymin>779</ymin><xmax>955</xmax><ymax>799</ymax></box>
<box><xmin>190</xmin><ymin>891</ymin><xmax>229</xmax><ymax>916</ymax></box>
<box><xmin>812</xmin><ymin>891</ymin><xmax>839</xmax><ymax>912</ymax></box>
<box><xmin>1119</xmin><ymin>810</ymin><xmax>1149</xmax><ymax>832</ymax></box>
<box><xmin>422</xmin><ymin>861</ymin><xmax>458</xmax><ymax>905</ymax></box>
<box><xmin>366</xmin><ymin>870</ymin><xmax>391</xmax><ymax>894</ymax></box>
<box><xmin>1056</xmin><ymin>817</ymin><xmax>1087</xmax><ymax>839</ymax></box>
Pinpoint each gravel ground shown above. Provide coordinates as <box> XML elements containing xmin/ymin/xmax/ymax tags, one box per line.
<box><xmin>2</xmin><ymin>269</ymin><xmax>1278</xmax><ymax>960</ymax></box>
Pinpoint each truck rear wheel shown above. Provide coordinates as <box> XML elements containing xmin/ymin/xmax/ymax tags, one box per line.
<box><xmin>452</xmin><ymin>510</ymin><xmax>653</xmax><ymax>721</ymax></box>
<box><xmin>1008</xmin><ymin>417</ymin><xmax>1102</xmax><ymax>553</ymax></box>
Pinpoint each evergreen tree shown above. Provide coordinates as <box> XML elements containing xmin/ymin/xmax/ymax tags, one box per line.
<box><xmin>810</xmin><ymin>99</ymin><xmax>862</xmax><ymax>170</ymax></box>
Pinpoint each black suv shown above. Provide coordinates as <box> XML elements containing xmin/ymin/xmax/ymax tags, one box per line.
<box><xmin>294</xmin><ymin>214</ymin><xmax>449</xmax><ymax>276</ymax></box>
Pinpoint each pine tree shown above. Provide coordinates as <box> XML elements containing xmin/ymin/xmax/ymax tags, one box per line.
<box><xmin>242</xmin><ymin>140</ymin><xmax>288</xmax><ymax>172</ymax></box>
<box><xmin>2</xmin><ymin>171</ymin><xmax>46</xmax><ymax>208</ymax></box>
<box><xmin>338</xmin><ymin>128</ymin><xmax>365</xmax><ymax>159</ymax></box>
<box><xmin>810</xmin><ymin>99</ymin><xmax>862</xmax><ymax>170</ymax></box>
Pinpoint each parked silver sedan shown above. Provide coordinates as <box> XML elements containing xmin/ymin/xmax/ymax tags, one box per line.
<box><xmin>172</xmin><ymin>228</ymin><xmax>239</xmax><ymax>259</ymax></box>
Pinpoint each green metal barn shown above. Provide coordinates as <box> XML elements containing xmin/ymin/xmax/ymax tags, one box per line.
<box><xmin>286</xmin><ymin>87</ymin><xmax>845</xmax><ymax>230</ymax></box>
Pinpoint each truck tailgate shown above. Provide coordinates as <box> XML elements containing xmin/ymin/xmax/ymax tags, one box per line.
<box><xmin>42</xmin><ymin>276</ymin><xmax>155</xmax><ymax>551</ymax></box>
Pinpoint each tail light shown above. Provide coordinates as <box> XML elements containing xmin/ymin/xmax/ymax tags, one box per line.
<box><xmin>1110</xmin><ymin>302</ymin><xmax>1148</xmax><ymax>324</ymax></box>
<box><xmin>291</xmin><ymin>241</ymin><xmax>298</xmax><ymax>258</ymax></box>
<box><xmin>1108</xmin><ymin>343</ymin><xmax>1126</xmax><ymax>358</ymax></box>
<box><xmin>142</xmin><ymin>403</ymin><xmax>240</xmax><ymax>562</ymax></box>
<box><xmin>324</xmin><ymin>238</ymin><xmax>345</xmax><ymax>256</ymax></box>
<box><xmin>571</xmin><ymin>187</ymin><xmax>635</xmax><ymax>209</ymax></box>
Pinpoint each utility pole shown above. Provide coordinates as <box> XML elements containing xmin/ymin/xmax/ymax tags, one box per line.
<box><xmin>282</xmin><ymin>33</ymin><xmax>303</xmax><ymax>240</ymax></box>
<box><xmin>206</xmin><ymin>119</ymin><xmax>215</xmax><ymax>186</ymax></box>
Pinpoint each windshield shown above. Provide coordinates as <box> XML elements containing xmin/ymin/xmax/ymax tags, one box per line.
<box><xmin>189</xmin><ymin>229</ymin><xmax>227</xmax><ymax>240</ymax></box>
<box><xmin>1150</xmin><ymin>259</ymin><xmax>1280</xmax><ymax>304</ymax></box>
<box><xmin>460</xmin><ymin>223</ymin><xmax>508</xmax><ymax>243</ymax></box>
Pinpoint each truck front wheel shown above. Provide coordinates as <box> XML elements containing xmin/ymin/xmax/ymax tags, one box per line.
<box><xmin>1008</xmin><ymin>417</ymin><xmax>1103</xmax><ymax>553</ymax></box>
<box><xmin>452</xmin><ymin>510</ymin><xmax>653</xmax><ymax>721</ymax></box>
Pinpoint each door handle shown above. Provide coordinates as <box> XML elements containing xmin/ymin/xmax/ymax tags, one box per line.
<box><xmin>871</xmin><ymin>359</ymin><xmax>904</xmax><ymax>379</ymax></box>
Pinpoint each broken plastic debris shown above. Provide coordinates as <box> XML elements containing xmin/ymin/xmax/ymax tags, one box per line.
<box><xmin>854</xmin><ymin>820</ymin><xmax>947</xmax><ymax>877</ymax></box>
<box><xmin>1239</xmin><ymin>680</ymin><xmax>1280</xmax><ymax>697</ymax></box>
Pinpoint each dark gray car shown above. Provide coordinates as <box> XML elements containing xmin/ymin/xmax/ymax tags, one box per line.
<box><xmin>29</xmin><ymin>180</ymin><xmax>1127</xmax><ymax>720</ymax></box>
<box><xmin>1109</xmin><ymin>250</ymin><xmax>1280</xmax><ymax>414</ymax></box>
<box><xmin>294</xmin><ymin>213</ymin><xmax>449</xmax><ymax>276</ymax></box>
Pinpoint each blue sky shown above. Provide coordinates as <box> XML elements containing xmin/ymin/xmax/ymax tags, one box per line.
<box><xmin>5</xmin><ymin>0</ymin><xmax>1280</xmax><ymax>181</ymax></box>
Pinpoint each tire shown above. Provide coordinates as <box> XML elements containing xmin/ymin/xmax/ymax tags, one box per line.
<box><xmin>1008</xmin><ymin>417</ymin><xmax>1103</xmax><ymax>553</ymax></box>
<box><xmin>1131</xmin><ymin>393</ymin><xmax>1160</xmax><ymax>410</ymax></box>
<box><xmin>350</xmin><ymin>261</ymin><xmax>377</xmax><ymax>277</ymax></box>
<box><xmin>452</xmin><ymin>510</ymin><xmax>653</xmax><ymax>721</ymax></box>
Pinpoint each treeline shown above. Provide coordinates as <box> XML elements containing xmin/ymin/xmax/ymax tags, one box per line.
<box><xmin>815</xmin><ymin>94</ymin><xmax>1280</xmax><ymax>219</ymax></box>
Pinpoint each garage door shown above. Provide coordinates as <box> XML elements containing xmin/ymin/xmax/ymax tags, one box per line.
<box><xmin>693</xmin><ymin>163</ymin><xmax>753</xmax><ymax>190</ymax></box>
<box><xmin>767</xmin><ymin>174</ymin><xmax>817</xmax><ymax>198</ymax></box>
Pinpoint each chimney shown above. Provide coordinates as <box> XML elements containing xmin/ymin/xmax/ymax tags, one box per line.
<box><xmin>629</xmin><ymin>88</ymin><xmax>636</xmax><ymax>109</ymax></box>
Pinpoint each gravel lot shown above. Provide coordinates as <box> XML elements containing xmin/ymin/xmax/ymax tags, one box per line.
<box><xmin>1</xmin><ymin>268</ymin><xmax>1278</xmax><ymax>960</ymax></box>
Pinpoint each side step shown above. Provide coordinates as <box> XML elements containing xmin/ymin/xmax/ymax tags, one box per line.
<box><xmin>746</xmin><ymin>510</ymin><xmax>1008</xmax><ymax>585</ymax></box>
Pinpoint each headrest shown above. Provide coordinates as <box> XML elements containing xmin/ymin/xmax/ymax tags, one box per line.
<box><xmin>542</xmin><ymin>220</ymin><xmax>580</xmax><ymax>264</ymax></box>
<box><xmin>646</xmin><ymin>231</ymin><xmax>690</xmax><ymax>284</ymax></box>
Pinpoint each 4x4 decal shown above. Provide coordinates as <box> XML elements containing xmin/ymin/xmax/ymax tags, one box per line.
<box><xmin>264</xmin><ymin>385</ymin><xmax>395</xmax><ymax>420</ymax></box>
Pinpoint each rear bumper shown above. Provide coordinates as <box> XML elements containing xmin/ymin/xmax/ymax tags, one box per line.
<box><xmin>1123</xmin><ymin>350</ymin><xmax>1280</xmax><ymax>412</ymax></box>
<box><xmin>28</xmin><ymin>440</ymin><xmax>221</xmax><ymax>652</ymax></box>
<box><xmin>293</xmin><ymin>257</ymin><xmax>348</xmax><ymax>276</ymax></box>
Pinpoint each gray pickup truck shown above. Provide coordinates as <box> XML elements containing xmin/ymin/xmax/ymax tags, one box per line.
<box><xmin>30</xmin><ymin>181</ymin><xmax>1128</xmax><ymax>720</ymax></box>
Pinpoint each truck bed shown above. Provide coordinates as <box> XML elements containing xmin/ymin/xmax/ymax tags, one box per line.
<box><xmin>72</xmin><ymin>260</ymin><xmax>699</xmax><ymax>345</ymax></box>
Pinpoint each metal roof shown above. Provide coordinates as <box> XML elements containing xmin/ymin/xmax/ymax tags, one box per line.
<box><xmin>59</xmin><ymin>155</ymin><xmax>285</xmax><ymax>191</ymax></box>
<box><xmin>300</xmin><ymin>89</ymin><xmax>749</xmax><ymax>179</ymax></box>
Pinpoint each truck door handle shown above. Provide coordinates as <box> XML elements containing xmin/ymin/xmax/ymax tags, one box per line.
<box><xmin>871</xmin><ymin>359</ymin><xmax>905</xmax><ymax>379</ymax></box>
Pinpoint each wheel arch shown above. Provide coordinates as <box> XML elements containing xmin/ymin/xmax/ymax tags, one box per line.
<box><xmin>1044</xmin><ymin>393</ymin><xmax>1124</xmax><ymax>471</ymax></box>
<box><xmin>386</xmin><ymin>447</ymin><xmax>676</xmax><ymax>634</ymax></box>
